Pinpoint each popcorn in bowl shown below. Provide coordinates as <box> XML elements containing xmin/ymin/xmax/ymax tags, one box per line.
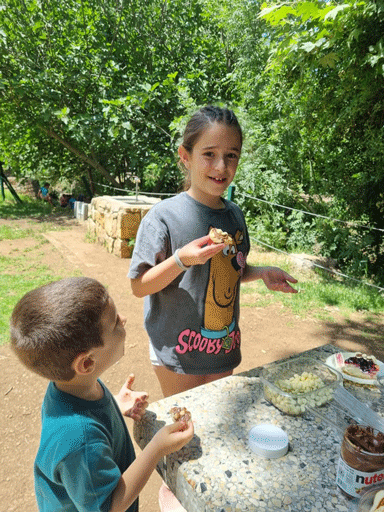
<box><xmin>260</xmin><ymin>356</ymin><xmax>343</xmax><ymax>416</ymax></box>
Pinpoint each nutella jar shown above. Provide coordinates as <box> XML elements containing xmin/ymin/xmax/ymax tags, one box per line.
<box><xmin>337</xmin><ymin>424</ymin><xmax>384</xmax><ymax>499</ymax></box>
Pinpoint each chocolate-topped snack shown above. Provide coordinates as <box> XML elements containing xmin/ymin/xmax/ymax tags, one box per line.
<box><xmin>170</xmin><ymin>406</ymin><xmax>192</xmax><ymax>431</ymax></box>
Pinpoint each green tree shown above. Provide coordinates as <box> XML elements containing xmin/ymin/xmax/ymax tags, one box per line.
<box><xmin>254</xmin><ymin>0</ymin><xmax>384</xmax><ymax>282</ymax></box>
<box><xmin>0</xmin><ymin>0</ymin><xmax>232</xmax><ymax>191</ymax></box>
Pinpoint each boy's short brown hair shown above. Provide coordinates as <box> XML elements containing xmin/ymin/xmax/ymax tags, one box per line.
<box><xmin>10</xmin><ymin>277</ymin><xmax>109</xmax><ymax>381</ymax></box>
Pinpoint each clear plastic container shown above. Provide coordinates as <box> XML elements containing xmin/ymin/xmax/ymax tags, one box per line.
<box><xmin>357</xmin><ymin>483</ymin><xmax>384</xmax><ymax>511</ymax></box>
<box><xmin>260</xmin><ymin>356</ymin><xmax>343</xmax><ymax>416</ymax></box>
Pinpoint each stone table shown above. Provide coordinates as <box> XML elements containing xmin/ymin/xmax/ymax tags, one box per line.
<box><xmin>133</xmin><ymin>345</ymin><xmax>383</xmax><ymax>511</ymax></box>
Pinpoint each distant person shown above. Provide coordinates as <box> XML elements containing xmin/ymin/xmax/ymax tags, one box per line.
<box><xmin>10</xmin><ymin>277</ymin><xmax>194</xmax><ymax>512</ymax></box>
<box><xmin>38</xmin><ymin>182</ymin><xmax>53</xmax><ymax>205</ymax></box>
<box><xmin>59</xmin><ymin>193</ymin><xmax>70</xmax><ymax>207</ymax></box>
<box><xmin>59</xmin><ymin>193</ymin><xmax>76</xmax><ymax>209</ymax></box>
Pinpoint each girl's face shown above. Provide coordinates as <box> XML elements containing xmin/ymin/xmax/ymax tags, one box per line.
<box><xmin>179</xmin><ymin>122</ymin><xmax>242</xmax><ymax>209</ymax></box>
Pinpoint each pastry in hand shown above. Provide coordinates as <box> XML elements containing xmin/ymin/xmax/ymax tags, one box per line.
<box><xmin>170</xmin><ymin>406</ymin><xmax>192</xmax><ymax>431</ymax></box>
<box><xmin>209</xmin><ymin>227</ymin><xmax>233</xmax><ymax>245</ymax></box>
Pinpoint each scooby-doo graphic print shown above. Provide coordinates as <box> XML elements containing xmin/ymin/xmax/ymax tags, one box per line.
<box><xmin>176</xmin><ymin>227</ymin><xmax>245</xmax><ymax>357</ymax></box>
<box><xmin>128</xmin><ymin>192</ymin><xmax>250</xmax><ymax>374</ymax></box>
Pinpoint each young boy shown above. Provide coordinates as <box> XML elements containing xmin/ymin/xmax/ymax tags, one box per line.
<box><xmin>10</xmin><ymin>277</ymin><xmax>194</xmax><ymax>512</ymax></box>
<box><xmin>38</xmin><ymin>182</ymin><xmax>54</xmax><ymax>205</ymax></box>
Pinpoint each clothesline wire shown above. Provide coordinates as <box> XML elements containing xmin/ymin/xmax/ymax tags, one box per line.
<box><xmin>239</xmin><ymin>192</ymin><xmax>384</xmax><ymax>234</ymax></box>
<box><xmin>94</xmin><ymin>183</ymin><xmax>384</xmax><ymax>233</ymax></box>
<box><xmin>91</xmin><ymin>181</ymin><xmax>383</xmax><ymax>292</ymax></box>
<box><xmin>94</xmin><ymin>182</ymin><xmax>174</xmax><ymax>196</ymax></box>
<box><xmin>249</xmin><ymin>234</ymin><xmax>384</xmax><ymax>292</ymax></box>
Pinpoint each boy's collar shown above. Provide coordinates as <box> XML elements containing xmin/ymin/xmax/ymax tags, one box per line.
<box><xmin>54</xmin><ymin>378</ymin><xmax>104</xmax><ymax>401</ymax></box>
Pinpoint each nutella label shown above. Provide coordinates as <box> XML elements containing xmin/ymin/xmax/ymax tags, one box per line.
<box><xmin>337</xmin><ymin>456</ymin><xmax>384</xmax><ymax>498</ymax></box>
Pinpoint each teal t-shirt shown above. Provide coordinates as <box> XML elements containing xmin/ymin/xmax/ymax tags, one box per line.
<box><xmin>34</xmin><ymin>380</ymin><xmax>138</xmax><ymax>512</ymax></box>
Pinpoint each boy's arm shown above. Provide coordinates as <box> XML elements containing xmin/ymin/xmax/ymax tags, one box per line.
<box><xmin>130</xmin><ymin>235</ymin><xmax>224</xmax><ymax>298</ymax></box>
<box><xmin>242</xmin><ymin>264</ymin><xmax>298</xmax><ymax>293</ymax></box>
<box><xmin>109</xmin><ymin>421</ymin><xmax>194</xmax><ymax>512</ymax></box>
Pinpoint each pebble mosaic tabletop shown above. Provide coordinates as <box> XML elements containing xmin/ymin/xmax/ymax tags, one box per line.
<box><xmin>133</xmin><ymin>345</ymin><xmax>384</xmax><ymax>511</ymax></box>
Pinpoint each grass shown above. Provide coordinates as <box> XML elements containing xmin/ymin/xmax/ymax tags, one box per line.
<box><xmin>0</xmin><ymin>192</ymin><xmax>82</xmax><ymax>344</ymax></box>
<box><xmin>0</xmin><ymin>190</ymin><xmax>54</xmax><ymax>218</ymax></box>
<box><xmin>241</xmin><ymin>248</ymin><xmax>384</xmax><ymax>320</ymax></box>
<box><xmin>0</xmin><ymin>256</ymin><xmax>65</xmax><ymax>344</ymax></box>
<box><xmin>0</xmin><ymin>224</ymin><xmax>37</xmax><ymax>240</ymax></box>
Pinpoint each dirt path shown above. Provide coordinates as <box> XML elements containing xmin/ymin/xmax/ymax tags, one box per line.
<box><xmin>1</xmin><ymin>215</ymin><xmax>383</xmax><ymax>512</ymax></box>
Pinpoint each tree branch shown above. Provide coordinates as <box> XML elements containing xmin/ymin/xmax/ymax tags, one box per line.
<box><xmin>39</xmin><ymin>124</ymin><xmax>120</xmax><ymax>187</ymax></box>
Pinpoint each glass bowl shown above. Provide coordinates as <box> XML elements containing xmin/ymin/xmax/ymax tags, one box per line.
<box><xmin>357</xmin><ymin>483</ymin><xmax>384</xmax><ymax>511</ymax></box>
<box><xmin>260</xmin><ymin>355</ymin><xmax>343</xmax><ymax>416</ymax></box>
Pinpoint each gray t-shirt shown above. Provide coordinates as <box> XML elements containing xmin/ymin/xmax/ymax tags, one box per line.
<box><xmin>128</xmin><ymin>192</ymin><xmax>250</xmax><ymax>374</ymax></box>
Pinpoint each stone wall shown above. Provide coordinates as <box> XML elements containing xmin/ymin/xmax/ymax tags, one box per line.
<box><xmin>87</xmin><ymin>195</ymin><xmax>161</xmax><ymax>258</ymax></box>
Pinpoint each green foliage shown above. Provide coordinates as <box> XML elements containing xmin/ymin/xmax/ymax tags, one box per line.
<box><xmin>225</xmin><ymin>0</ymin><xmax>384</xmax><ymax>285</ymax></box>
<box><xmin>285</xmin><ymin>211</ymin><xmax>318</xmax><ymax>252</ymax></box>
<box><xmin>0</xmin><ymin>0</ymin><xmax>232</xmax><ymax>190</ymax></box>
<box><xmin>256</xmin><ymin>0</ymin><xmax>384</xmax><ymax>197</ymax></box>
<box><xmin>1</xmin><ymin>0</ymin><xmax>384</xmax><ymax>286</ymax></box>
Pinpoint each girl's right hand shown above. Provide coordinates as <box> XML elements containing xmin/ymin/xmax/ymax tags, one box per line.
<box><xmin>153</xmin><ymin>421</ymin><xmax>194</xmax><ymax>457</ymax></box>
<box><xmin>177</xmin><ymin>235</ymin><xmax>225</xmax><ymax>267</ymax></box>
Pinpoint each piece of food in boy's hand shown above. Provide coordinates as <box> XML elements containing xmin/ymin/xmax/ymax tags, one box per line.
<box><xmin>170</xmin><ymin>406</ymin><xmax>191</xmax><ymax>431</ymax></box>
<box><xmin>209</xmin><ymin>227</ymin><xmax>233</xmax><ymax>245</ymax></box>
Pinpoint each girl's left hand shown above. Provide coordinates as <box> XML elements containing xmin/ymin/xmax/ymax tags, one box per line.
<box><xmin>114</xmin><ymin>374</ymin><xmax>149</xmax><ymax>420</ymax></box>
<box><xmin>260</xmin><ymin>267</ymin><xmax>298</xmax><ymax>293</ymax></box>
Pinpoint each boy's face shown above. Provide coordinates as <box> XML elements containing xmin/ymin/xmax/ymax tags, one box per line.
<box><xmin>93</xmin><ymin>296</ymin><xmax>127</xmax><ymax>372</ymax></box>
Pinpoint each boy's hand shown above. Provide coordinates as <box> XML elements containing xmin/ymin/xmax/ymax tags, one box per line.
<box><xmin>114</xmin><ymin>374</ymin><xmax>149</xmax><ymax>421</ymax></box>
<box><xmin>153</xmin><ymin>420</ymin><xmax>194</xmax><ymax>457</ymax></box>
<box><xmin>260</xmin><ymin>266</ymin><xmax>298</xmax><ymax>293</ymax></box>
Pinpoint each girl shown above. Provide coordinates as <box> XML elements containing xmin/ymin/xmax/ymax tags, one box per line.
<box><xmin>129</xmin><ymin>105</ymin><xmax>297</xmax><ymax>398</ymax></box>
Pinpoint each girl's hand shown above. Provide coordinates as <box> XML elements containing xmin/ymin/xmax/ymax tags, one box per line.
<box><xmin>177</xmin><ymin>235</ymin><xmax>225</xmax><ymax>267</ymax></box>
<box><xmin>153</xmin><ymin>420</ymin><xmax>195</xmax><ymax>457</ymax></box>
<box><xmin>114</xmin><ymin>374</ymin><xmax>149</xmax><ymax>421</ymax></box>
<box><xmin>259</xmin><ymin>266</ymin><xmax>298</xmax><ymax>293</ymax></box>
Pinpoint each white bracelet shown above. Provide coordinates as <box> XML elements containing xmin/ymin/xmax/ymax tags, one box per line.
<box><xmin>174</xmin><ymin>248</ymin><xmax>190</xmax><ymax>272</ymax></box>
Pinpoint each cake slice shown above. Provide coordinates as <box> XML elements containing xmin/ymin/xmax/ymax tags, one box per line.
<box><xmin>342</xmin><ymin>352</ymin><xmax>380</xmax><ymax>380</ymax></box>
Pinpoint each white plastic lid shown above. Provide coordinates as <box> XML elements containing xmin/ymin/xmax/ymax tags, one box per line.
<box><xmin>248</xmin><ymin>424</ymin><xmax>289</xmax><ymax>459</ymax></box>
